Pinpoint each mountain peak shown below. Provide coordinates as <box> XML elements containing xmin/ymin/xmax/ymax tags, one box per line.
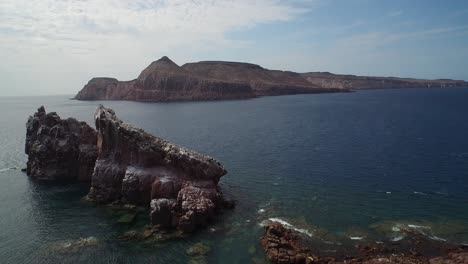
<box><xmin>138</xmin><ymin>56</ymin><xmax>185</xmax><ymax>80</ymax></box>
<box><xmin>156</xmin><ymin>56</ymin><xmax>173</xmax><ymax>63</ymax></box>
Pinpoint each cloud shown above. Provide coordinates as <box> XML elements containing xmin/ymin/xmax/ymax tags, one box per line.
<box><xmin>0</xmin><ymin>0</ymin><xmax>309</xmax><ymax>95</ymax></box>
<box><xmin>0</xmin><ymin>0</ymin><xmax>307</xmax><ymax>53</ymax></box>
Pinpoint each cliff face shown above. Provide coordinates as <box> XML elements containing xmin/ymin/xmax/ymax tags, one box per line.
<box><xmin>181</xmin><ymin>61</ymin><xmax>338</xmax><ymax>96</ymax></box>
<box><xmin>301</xmin><ymin>72</ymin><xmax>468</xmax><ymax>90</ymax></box>
<box><xmin>74</xmin><ymin>57</ymin><xmax>342</xmax><ymax>102</ymax></box>
<box><xmin>25</xmin><ymin>106</ymin><xmax>97</xmax><ymax>181</ymax></box>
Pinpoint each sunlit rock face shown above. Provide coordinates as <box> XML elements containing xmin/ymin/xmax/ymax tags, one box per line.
<box><xmin>25</xmin><ymin>106</ymin><xmax>97</xmax><ymax>181</ymax></box>
<box><xmin>88</xmin><ymin>105</ymin><xmax>228</xmax><ymax>232</ymax></box>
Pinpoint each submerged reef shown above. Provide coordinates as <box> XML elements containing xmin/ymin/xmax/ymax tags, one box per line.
<box><xmin>24</xmin><ymin>105</ymin><xmax>232</xmax><ymax>232</ymax></box>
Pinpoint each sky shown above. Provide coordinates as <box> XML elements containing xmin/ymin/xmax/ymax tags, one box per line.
<box><xmin>1</xmin><ymin>0</ymin><xmax>467</xmax><ymax>96</ymax></box>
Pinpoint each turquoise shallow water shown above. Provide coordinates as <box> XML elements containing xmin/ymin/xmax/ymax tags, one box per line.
<box><xmin>0</xmin><ymin>87</ymin><xmax>468</xmax><ymax>263</ymax></box>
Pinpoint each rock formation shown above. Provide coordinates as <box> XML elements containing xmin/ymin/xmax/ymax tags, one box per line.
<box><xmin>75</xmin><ymin>56</ymin><xmax>468</xmax><ymax>102</ymax></box>
<box><xmin>25</xmin><ymin>105</ymin><xmax>230</xmax><ymax>232</ymax></box>
<box><xmin>87</xmin><ymin>105</ymin><xmax>229</xmax><ymax>232</ymax></box>
<box><xmin>74</xmin><ymin>56</ymin><xmax>343</xmax><ymax>102</ymax></box>
<box><xmin>25</xmin><ymin>106</ymin><xmax>97</xmax><ymax>181</ymax></box>
<box><xmin>261</xmin><ymin>221</ymin><xmax>468</xmax><ymax>264</ymax></box>
<box><xmin>261</xmin><ymin>222</ymin><xmax>310</xmax><ymax>264</ymax></box>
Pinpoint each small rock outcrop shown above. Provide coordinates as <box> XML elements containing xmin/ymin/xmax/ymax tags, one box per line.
<box><xmin>25</xmin><ymin>106</ymin><xmax>97</xmax><ymax>181</ymax></box>
<box><xmin>87</xmin><ymin>105</ymin><xmax>229</xmax><ymax>232</ymax></box>
<box><xmin>261</xmin><ymin>221</ymin><xmax>468</xmax><ymax>264</ymax></box>
<box><xmin>261</xmin><ymin>222</ymin><xmax>309</xmax><ymax>264</ymax></box>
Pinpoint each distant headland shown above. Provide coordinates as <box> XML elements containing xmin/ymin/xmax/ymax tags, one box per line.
<box><xmin>75</xmin><ymin>56</ymin><xmax>468</xmax><ymax>102</ymax></box>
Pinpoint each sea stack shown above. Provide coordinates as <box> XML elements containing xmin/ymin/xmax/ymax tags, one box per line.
<box><xmin>24</xmin><ymin>105</ymin><xmax>231</xmax><ymax>232</ymax></box>
<box><xmin>88</xmin><ymin>105</ymin><xmax>229</xmax><ymax>232</ymax></box>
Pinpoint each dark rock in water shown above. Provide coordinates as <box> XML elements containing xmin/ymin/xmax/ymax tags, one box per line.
<box><xmin>87</xmin><ymin>105</ymin><xmax>230</xmax><ymax>232</ymax></box>
<box><xmin>25</xmin><ymin>106</ymin><xmax>97</xmax><ymax>181</ymax></box>
<box><xmin>260</xmin><ymin>221</ymin><xmax>468</xmax><ymax>264</ymax></box>
<box><xmin>24</xmin><ymin>105</ymin><xmax>231</xmax><ymax>232</ymax></box>
<box><xmin>150</xmin><ymin>198</ymin><xmax>177</xmax><ymax>227</ymax></box>
<box><xmin>117</xmin><ymin>212</ymin><xmax>137</xmax><ymax>224</ymax></box>
<box><xmin>187</xmin><ymin>243</ymin><xmax>211</xmax><ymax>256</ymax></box>
<box><xmin>261</xmin><ymin>222</ymin><xmax>309</xmax><ymax>264</ymax></box>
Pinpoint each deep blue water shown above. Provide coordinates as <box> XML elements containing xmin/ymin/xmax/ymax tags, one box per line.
<box><xmin>0</xmin><ymin>87</ymin><xmax>467</xmax><ymax>263</ymax></box>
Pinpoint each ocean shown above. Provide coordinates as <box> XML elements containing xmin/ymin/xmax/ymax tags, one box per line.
<box><xmin>0</xmin><ymin>87</ymin><xmax>467</xmax><ymax>263</ymax></box>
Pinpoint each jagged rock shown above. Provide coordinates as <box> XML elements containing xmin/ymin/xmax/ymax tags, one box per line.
<box><xmin>150</xmin><ymin>198</ymin><xmax>177</xmax><ymax>227</ymax></box>
<box><xmin>25</xmin><ymin>106</ymin><xmax>97</xmax><ymax>181</ymax></box>
<box><xmin>261</xmin><ymin>222</ymin><xmax>309</xmax><ymax>264</ymax></box>
<box><xmin>24</xmin><ymin>105</ymin><xmax>231</xmax><ymax>233</ymax></box>
<box><xmin>260</xmin><ymin>221</ymin><xmax>468</xmax><ymax>264</ymax></box>
<box><xmin>87</xmin><ymin>105</ymin><xmax>230</xmax><ymax>232</ymax></box>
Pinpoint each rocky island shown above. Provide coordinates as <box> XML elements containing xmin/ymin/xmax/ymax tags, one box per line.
<box><xmin>75</xmin><ymin>56</ymin><xmax>467</xmax><ymax>102</ymax></box>
<box><xmin>25</xmin><ymin>105</ymin><xmax>232</xmax><ymax>232</ymax></box>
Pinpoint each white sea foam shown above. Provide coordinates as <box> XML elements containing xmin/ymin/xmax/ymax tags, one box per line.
<box><xmin>391</xmin><ymin>236</ymin><xmax>404</xmax><ymax>241</ymax></box>
<box><xmin>386</xmin><ymin>191</ymin><xmax>391</xmax><ymax>194</ymax></box>
<box><xmin>413</xmin><ymin>191</ymin><xmax>428</xmax><ymax>195</ymax></box>
<box><xmin>407</xmin><ymin>224</ymin><xmax>430</xmax><ymax>229</ymax></box>
<box><xmin>349</xmin><ymin>236</ymin><xmax>364</xmax><ymax>240</ymax></box>
<box><xmin>0</xmin><ymin>168</ymin><xmax>11</xmax><ymax>172</ymax></box>
<box><xmin>257</xmin><ymin>209</ymin><xmax>266</xmax><ymax>214</ymax></box>
<box><xmin>429</xmin><ymin>236</ymin><xmax>447</xmax><ymax>242</ymax></box>
<box><xmin>261</xmin><ymin>217</ymin><xmax>314</xmax><ymax>237</ymax></box>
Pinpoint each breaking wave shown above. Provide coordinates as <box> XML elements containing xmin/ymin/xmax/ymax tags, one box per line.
<box><xmin>260</xmin><ymin>217</ymin><xmax>314</xmax><ymax>237</ymax></box>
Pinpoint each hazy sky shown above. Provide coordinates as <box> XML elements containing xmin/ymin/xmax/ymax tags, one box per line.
<box><xmin>1</xmin><ymin>0</ymin><xmax>467</xmax><ymax>96</ymax></box>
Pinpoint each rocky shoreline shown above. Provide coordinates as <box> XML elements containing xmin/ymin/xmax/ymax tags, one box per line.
<box><xmin>25</xmin><ymin>105</ymin><xmax>233</xmax><ymax>233</ymax></box>
<box><xmin>261</xmin><ymin>221</ymin><xmax>468</xmax><ymax>264</ymax></box>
